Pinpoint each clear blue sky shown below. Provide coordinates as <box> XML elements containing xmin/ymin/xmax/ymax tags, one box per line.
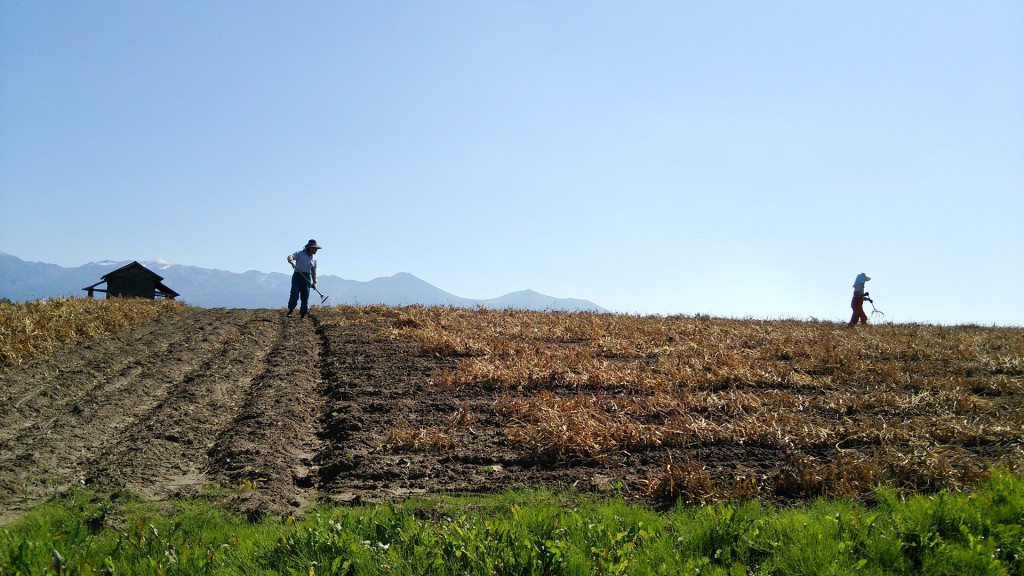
<box><xmin>2</xmin><ymin>2</ymin><xmax>1022</xmax><ymax>325</ymax></box>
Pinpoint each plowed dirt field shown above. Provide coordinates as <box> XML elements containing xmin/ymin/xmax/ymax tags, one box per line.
<box><xmin>2</xmin><ymin>307</ymin><xmax>619</xmax><ymax>523</ymax></box>
<box><xmin>2</xmin><ymin>307</ymin><xmax>1020</xmax><ymax>526</ymax></box>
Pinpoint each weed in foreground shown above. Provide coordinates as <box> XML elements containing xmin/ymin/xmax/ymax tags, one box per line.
<box><xmin>2</xmin><ymin>472</ymin><xmax>1022</xmax><ymax>575</ymax></box>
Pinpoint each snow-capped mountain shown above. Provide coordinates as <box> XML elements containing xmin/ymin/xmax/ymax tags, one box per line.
<box><xmin>149</xmin><ymin>258</ymin><xmax>175</xmax><ymax>270</ymax></box>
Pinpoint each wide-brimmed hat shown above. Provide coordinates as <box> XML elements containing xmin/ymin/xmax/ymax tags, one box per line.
<box><xmin>305</xmin><ymin>239</ymin><xmax>323</xmax><ymax>249</ymax></box>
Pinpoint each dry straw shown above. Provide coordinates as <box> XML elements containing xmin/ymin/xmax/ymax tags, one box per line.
<box><xmin>0</xmin><ymin>297</ymin><xmax>184</xmax><ymax>369</ymax></box>
<box><xmin>377</xmin><ymin>305</ymin><xmax>1024</xmax><ymax>500</ymax></box>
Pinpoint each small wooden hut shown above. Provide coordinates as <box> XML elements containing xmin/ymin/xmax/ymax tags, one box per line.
<box><xmin>83</xmin><ymin>261</ymin><xmax>180</xmax><ymax>300</ymax></box>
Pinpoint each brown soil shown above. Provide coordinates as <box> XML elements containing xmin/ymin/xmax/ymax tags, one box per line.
<box><xmin>0</xmin><ymin>308</ymin><xmax>1012</xmax><ymax>525</ymax></box>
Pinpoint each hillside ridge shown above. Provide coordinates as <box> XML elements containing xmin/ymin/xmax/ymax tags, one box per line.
<box><xmin>0</xmin><ymin>251</ymin><xmax>606</xmax><ymax>312</ymax></box>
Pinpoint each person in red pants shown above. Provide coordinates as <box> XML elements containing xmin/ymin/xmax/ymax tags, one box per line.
<box><xmin>848</xmin><ymin>273</ymin><xmax>871</xmax><ymax>327</ymax></box>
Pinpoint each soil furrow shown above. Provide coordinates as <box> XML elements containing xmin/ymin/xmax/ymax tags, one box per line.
<box><xmin>0</xmin><ymin>318</ymin><xmax>202</xmax><ymax>445</ymax></box>
<box><xmin>84</xmin><ymin>309</ymin><xmax>281</xmax><ymax>502</ymax></box>
<box><xmin>0</xmin><ymin>315</ymin><xmax>182</xmax><ymax>418</ymax></box>
<box><xmin>0</xmin><ymin>308</ymin><xmax>256</xmax><ymax>519</ymax></box>
<box><xmin>206</xmin><ymin>312</ymin><xmax>324</xmax><ymax>519</ymax></box>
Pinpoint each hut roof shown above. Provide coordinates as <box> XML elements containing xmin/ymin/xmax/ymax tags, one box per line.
<box><xmin>83</xmin><ymin>261</ymin><xmax>180</xmax><ymax>299</ymax></box>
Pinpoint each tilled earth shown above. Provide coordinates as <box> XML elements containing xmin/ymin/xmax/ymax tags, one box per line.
<box><xmin>3</xmin><ymin>307</ymin><xmax>1015</xmax><ymax>525</ymax></box>
<box><xmin>0</xmin><ymin>308</ymin><xmax>318</xmax><ymax>523</ymax></box>
<box><xmin>3</xmin><ymin>307</ymin><xmax>647</xmax><ymax>524</ymax></box>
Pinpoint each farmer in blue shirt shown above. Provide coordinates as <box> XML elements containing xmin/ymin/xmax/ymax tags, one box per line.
<box><xmin>286</xmin><ymin>239</ymin><xmax>321</xmax><ymax>319</ymax></box>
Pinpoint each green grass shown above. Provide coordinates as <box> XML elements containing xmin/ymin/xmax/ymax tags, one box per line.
<box><xmin>2</xmin><ymin>472</ymin><xmax>1022</xmax><ymax>575</ymax></box>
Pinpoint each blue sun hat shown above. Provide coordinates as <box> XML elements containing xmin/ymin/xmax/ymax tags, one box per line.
<box><xmin>854</xmin><ymin>273</ymin><xmax>871</xmax><ymax>286</ymax></box>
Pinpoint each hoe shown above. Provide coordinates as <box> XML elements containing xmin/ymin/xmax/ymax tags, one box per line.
<box><xmin>300</xmin><ymin>272</ymin><xmax>330</xmax><ymax>304</ymax></box>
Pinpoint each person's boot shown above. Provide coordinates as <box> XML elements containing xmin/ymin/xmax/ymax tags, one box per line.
<box><xmin>287</xmin><ymin>308</ymin><xmax>294</xmax><ymax>318</ymax></box>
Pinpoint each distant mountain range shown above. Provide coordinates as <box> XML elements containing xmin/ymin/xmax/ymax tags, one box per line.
<box><xmin>0</xmin><ymin>251</ymin><xmax>606</xmax><ymax>312</ymax></box>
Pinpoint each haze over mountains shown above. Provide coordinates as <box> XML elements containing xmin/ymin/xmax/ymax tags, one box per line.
<box><xmin>0</xmin><ymin>251</ymin><xmax>606</xmax><ymax>312</ymax></box>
